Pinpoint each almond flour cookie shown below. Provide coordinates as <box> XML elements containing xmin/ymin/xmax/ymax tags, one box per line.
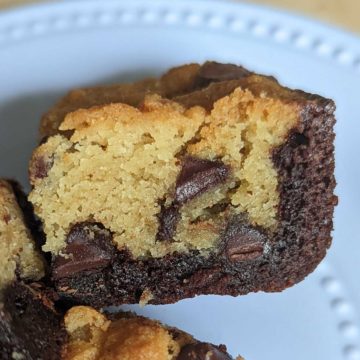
<box><xmin>0</xmin><ymin>179</ymin><xmax>44</xmax><ymax>295</ymax></box>
<box><xmin>0</xmin><ymin>282</ymin><xmax>67</xmax><ymax>360</ymax></box>
<box><xmin>29</xmin><ymin>62</ymin><xmax>337</xmax><ymax>307</ymax></box>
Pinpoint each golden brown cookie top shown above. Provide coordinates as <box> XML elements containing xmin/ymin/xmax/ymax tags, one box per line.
<box><xmin>30</xmin><ymin>88</ymin><xmax>299</xmax><ymax>258</ymax></box>
<box><xmin>39</xmin><ymin>61</ymin><xmax>326</xmax><ymax>139</ymax></box>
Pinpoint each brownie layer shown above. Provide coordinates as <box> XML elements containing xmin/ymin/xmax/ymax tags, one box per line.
<box><xmin>0</xmin><ymin>282</ymin><xmax>67</xmax><ymax>360</ymax></box>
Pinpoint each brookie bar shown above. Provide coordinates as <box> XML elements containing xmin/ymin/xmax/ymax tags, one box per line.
<box><xmin>2</xmin><ymin>282</ymin><xmax>242</xmax><ymax>360</ymax></box>
<box><xmin>29</xmin><ymin>62</ymin><xmax>337</xmax><ymax>307</ymax></box>
<box><xmin>0</xmin><ymin>177</ymin><xmax>241</xmax><ymax>359</ymax></box>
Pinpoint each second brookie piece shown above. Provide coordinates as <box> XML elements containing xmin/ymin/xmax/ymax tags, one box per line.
<box><xmin>29</xmin><ymin>62</ymin><xmax>337</xmax><ymax>307</ymax></box>
<box><xmin>0</xmin><ymin>178</ymin><xmax>242</xmax><ymax>360</ymax></box>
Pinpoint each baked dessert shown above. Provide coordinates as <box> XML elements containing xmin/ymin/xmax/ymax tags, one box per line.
<box><xmin>63</xmin><ymin>306</ymin><xmax>241</xmax><ymax>360</ymax></box>
<box><xmin>29</xmin><ymin>62</ymin><xmax>337</xmax><ymax>307</ymax></box>
<box><xmin>0</xmin><ymin>181</ymin><xmax>240</xmax><ymax>359</ymax></box>
<box><xmin>1</xmin><ymin>283</ymin><xmax>240</xmax><ymax>360</ymax></box>
<box><xmin>40</xmin><ymin>62</ymin><xmax>251</xmax><ymax>137</ymax></box>
<box><xmin>0</xmin><ymin>282</ymin><xmax>67</xmax><ymax>360</ymax></box>
<box><xmin>0</xmin><ymin>179</ymin><xmax>44</xmax><ymax>295</ymax></box>
<box><xmin>0</xmin><ymin>179</ymin><xmax>64</xmax><ymax>359</ymax></box>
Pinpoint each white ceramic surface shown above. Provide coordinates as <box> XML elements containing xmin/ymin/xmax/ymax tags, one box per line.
<box><xmin>0</xmin><ymin>1</ymin><xmax>359</xmax><ymax>359</ymax></box>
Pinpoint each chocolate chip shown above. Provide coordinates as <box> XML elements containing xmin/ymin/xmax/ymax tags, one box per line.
<box><xmin>177</xmin><ymin>343</ymin><xmax>233</xmax><ymax>360</ymax></box>
<box><xmin>52</xmin><ymin>222</ymin><xmax>115</xmax><ymax>279</ymax></box>
<box><xmin>291</xmin><ymin>132</ymin><xmax>309</xmax><ymax>146</ymax></box>
<box><xmin>30</xmin><ymin>155</ymin><xmax>53</xmax><ymax>180</ymax></box>
<box><xmin>156</xmin><ymin>156</ymin><xmax>229</xmax><ymax>242</ymax></box>
<box><xmin>224</xmin><ymin>216</ymin><xmax>265</xmax><ymax>262</ymax></box>
<box><xmin>175</xmin><ymin>157</ymin><xmax>230</xmax><ymax>204</ymax></box>
<box><xmin>197</xmin><ymin>61</ymin><xmax>250</xmax><ymax>84</ymax></box>
<box><xmin>156</xmin><ymin>204</ymin><xmax>180</xmax><ymax>241</ymax></box>
<box><xmin>3</xmin><ymin>213</ymin><xmax>11</xmax><ymax>224</ymax></box>
<box><xmin>39</xmin><ymin>136</ymin><xmax>50</xmax><ymax>145</ymax></box>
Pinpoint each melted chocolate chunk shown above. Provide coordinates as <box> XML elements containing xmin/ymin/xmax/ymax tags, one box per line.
<box><xmin>177</xmin><ymin>343</ymin><xmax>233</xmax><ymax>360</ymax></box>
<box><xmin>3</xmin><ymin>213</ymin><xmax>10</xmax><ymax>224</ymax></box>
<box><xmin>156</xmin><ymin>204</ymin><xmax>180</xmax><ymax>241</ymax></box>
<box><xmin>291</xmin><ymin>132</ymin><xmax>309</xmax><ymax>146</ymax></box>
<box><xmin>39</xmin><ymin>135</ymin><xmax>50</xmax><ymax>145</ymax></box>
<box><xmin>156</xmin><ymin>157</ymin><xmax>229</xmax><ymax>242</ymax></box>
<box><xmin>31</xmin><ymin>156</ymin><xmax>54</xmax><ymax>180</ymax></box>
<box><xmin>175</xmin><ymin>157</ymin><xmax>230</xmax><ymax>204</ymax></box>
<box><xmin>197</xmin><ymin>61</ymin><xmax>250</xmax><ymax>84</ymax></box>
<box><xmin>53</xmin><ymin>222</ymin><xmax>115</xmax><ymax>279</ymax></box>
<box><xmin>224</xmin><ymin>217</ymin><xmax>266</xmax><ymax>262</ymax></box>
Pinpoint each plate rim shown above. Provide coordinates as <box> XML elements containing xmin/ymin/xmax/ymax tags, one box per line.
<box><xmin>0</xmin><ymin>1</ymin><xmax>359</xmax><ymax>358</ymax></box>
<box><xmin>0</xmin><ymin>0</ymin><xmax>359</xmax><ymax>75</ymax></box>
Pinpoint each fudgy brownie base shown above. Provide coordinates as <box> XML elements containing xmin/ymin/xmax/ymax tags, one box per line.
<box><xmin>0</xmin><ymin>282</ymin><xmax>67</xmax><ymax>360</ymax></box>
<box><xmin>30</xmin><ymin>62</ymin><xmax>337</xmax><ymax>307</ymax></box>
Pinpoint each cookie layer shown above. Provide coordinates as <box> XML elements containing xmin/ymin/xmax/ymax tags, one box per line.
<box><xmin>0</xmin><ymin>180</ymin><xmax>44</xmax><ymax>295</ymax></box>
<box><xmin>63</xmin><ymin>306</ymin><xmax>239</xmax><ymax>360</ymax></box>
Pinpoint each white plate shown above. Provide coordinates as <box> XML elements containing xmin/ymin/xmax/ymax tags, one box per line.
<box><xmin>0</xmin><ymin>1</ymin><xmax>359</xmax><ymax>359</ymax></box>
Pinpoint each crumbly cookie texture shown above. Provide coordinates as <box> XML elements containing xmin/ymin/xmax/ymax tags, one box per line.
<box><xmin>30</xmin><ymin>90</ymin><xmax>298</xmax><ymax>258</ymax></box>
<box><xmin>63</xmin><ymin>306</ymin><xmax>240</xmax><ymax>360</ymax></box>
<box><xmin>0</xmin><ymin>180</ymin><xmax>44</xmax><ymax>294</ymax></box>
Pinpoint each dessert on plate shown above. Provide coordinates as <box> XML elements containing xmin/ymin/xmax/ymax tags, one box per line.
<box><xmin>0</xmin><ymin>177</ymin><xmax>240</xmax><ymax>359</ymax></box>
<box><xmin>2</xmin><ymin>283</ymin><xmax>240</xmax><ymax>360</ymax></box>
<box><xmin>0</xmin><ymin>179</ymin><xmax>64</xmax><ymax>359</ymax></box>
<box><xmin>29</xmin><ymin>62</ymin><xmax>337</xmax><ymax>307</ymax></box>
